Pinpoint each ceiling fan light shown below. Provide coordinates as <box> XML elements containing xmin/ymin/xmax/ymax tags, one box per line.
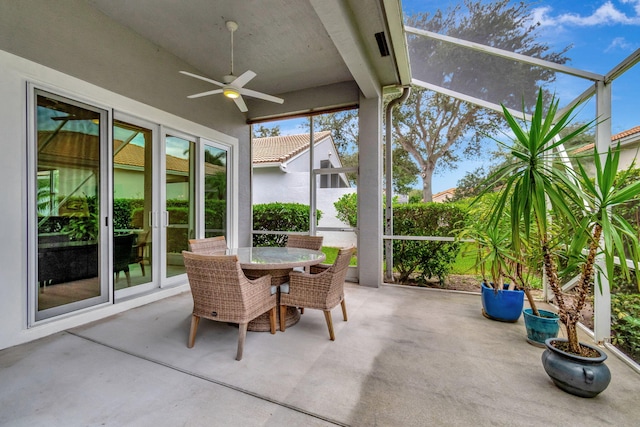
<box><xmin>223</xmin><ymin>87</ymin><xmax>240</xmax><ymax>99</ymax></box>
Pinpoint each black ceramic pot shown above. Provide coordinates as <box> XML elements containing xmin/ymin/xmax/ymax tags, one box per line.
<box><xmin>541</xmin><ymin>338</ymin><xmax>611</xmax><ymax>398</ymax></box>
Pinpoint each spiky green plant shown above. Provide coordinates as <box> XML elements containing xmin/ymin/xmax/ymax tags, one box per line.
<box><xmin>482</xmin><ymin>89</ymin><xmax>640</xmax><ymax>355</ymax></box>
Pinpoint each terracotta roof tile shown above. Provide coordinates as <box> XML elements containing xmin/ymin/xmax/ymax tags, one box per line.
<box><xmin>572</xmin><ymin>125</ymin><xmax>640</xmax><ymax>154</ymax></box>
<box><xmin>612</xmin><ymin>125</ymin><xmax>640</xmax><ymax>141</ymax></box>
<box><xmin>253</xmin><ymin>131</ymin><xmax>331</xmax><ymax>164</ymax></box>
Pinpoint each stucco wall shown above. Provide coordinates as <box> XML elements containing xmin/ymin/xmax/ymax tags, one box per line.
<box><xmin>252</xmin><ymin>137</ymin><xmax>356</xmax><ymax>247</ymax></box>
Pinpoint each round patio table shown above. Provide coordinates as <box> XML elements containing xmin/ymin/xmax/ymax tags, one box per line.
<box><xmin>228</xmin><ymin>247</ymin><xmax>326</xmax><ymax>331</ymax></box>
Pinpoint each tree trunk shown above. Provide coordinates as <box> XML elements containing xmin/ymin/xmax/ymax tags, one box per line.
<box><xmin>566</xmin><ymin>321</ymin><xmax>581</xmax><ymax>354</ymax></box>
<box><xmin>422</xmin><ymin>163</ymin><xmax>436</xmax><ymax>202</ymax></box>
<box><xmin>523</xmin><ymin>288</ymin><xmax>539</xmax><ymax>316</ymax></box>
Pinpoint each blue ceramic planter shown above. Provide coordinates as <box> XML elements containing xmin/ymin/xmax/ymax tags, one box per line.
<box><xmin>523</xmin><ymin>308</ymin><xmax>559</xmax><ymax>347</ymax></box>
<box><xmin>480</xmin><ymin>281</ymin><xmax>524</xmax><ymax>322</ymax></box>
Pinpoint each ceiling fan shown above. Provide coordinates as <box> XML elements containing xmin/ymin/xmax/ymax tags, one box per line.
<box><xmin>180</xmin><ymin>21</ymin><xmax>284</xmax><ymax>113</ymax></box>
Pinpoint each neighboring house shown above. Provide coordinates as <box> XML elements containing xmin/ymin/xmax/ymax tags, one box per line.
<box><xmin>252</xmin><ymin>131</ymin><xmax>356</xmax><ymax>247</ymax></box>
<box><xmin>432</xmin><ymin>188</ymin><xmax>455</xmax><ymax>203</ymax></box>
<box><xmin>572</xmin><ymin>125</ymin><xmax>640</xmax><ymax>171</ymax></box>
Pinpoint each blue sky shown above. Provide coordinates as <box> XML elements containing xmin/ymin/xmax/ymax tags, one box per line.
<box><xmin>263</xmin><ymin>1</ymin><xmax>640</xmax><ymax>194</ymax></box>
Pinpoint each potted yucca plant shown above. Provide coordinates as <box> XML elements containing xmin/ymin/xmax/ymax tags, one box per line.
<box><xmin>483</xmin><ymin>89</ymin><xmax>640</xmax><ymax>397</ymax></box>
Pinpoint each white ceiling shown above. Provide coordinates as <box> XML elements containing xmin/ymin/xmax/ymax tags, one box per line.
<box><xmin>87</xmin><ymin>0</ymin><xmax>407</xmax><ymax>101</ymax></box>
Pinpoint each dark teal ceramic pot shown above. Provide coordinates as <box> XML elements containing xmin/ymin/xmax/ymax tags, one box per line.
<box><xmin>542</xmin><ymin>338</ymin><xmax>611</xmax><ymax>398</ymax></box>
<box><xmin>523</xmin><ymin>308</ymin><xmax>560</xmax><ymax>347</ymax></box>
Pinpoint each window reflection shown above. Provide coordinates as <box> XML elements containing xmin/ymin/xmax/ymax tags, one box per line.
<box><xmin>36</xmin><ymin>93</ymin><xmax>101</xmax><ymax>314</ymax></box>
<box><xmin>113</xmin><ymin>120</ymin><xmax>153</xmax><ymax>288</ymax></box>
<box><xmin>204</xmin><ymin>144</ymin><xmax>227</xmax><ymax>239</ymax></box>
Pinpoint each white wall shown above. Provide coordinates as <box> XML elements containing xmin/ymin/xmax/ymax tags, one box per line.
<box><xmin>252</xmin><ymin>137</ymin><xmax>357</xmax><ymax>248</ymax></box>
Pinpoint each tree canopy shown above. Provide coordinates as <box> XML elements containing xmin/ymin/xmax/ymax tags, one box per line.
<box><xmin>393</xmin><ymin>0</ymin><xmax>571</xmax><ymax>202</ymax></box>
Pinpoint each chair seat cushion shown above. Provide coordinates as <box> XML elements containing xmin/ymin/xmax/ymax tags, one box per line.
<box><xmin>279</xmin><ymin>283</ymin><xmax>289</xmax><ymax>294</ymax></box>
<box><xmin>270</xmin><ymin>285</ymin><xmax>278</xmax><ymax>295</ymax></box>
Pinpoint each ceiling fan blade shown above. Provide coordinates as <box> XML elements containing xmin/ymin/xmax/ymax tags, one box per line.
<box><xmin>187</xmin><ymin>89</ymin><xmax>223</xmax><ymax>99</ymax></box>
<box><xmin>233</xmin><ymin>95</ymin><xmax>248</xmax><ymax>112</ymax></box>
<box><xmin>231</xmin><ymin>70</ymin><xmax>257</xmax><ymax>88</ymax></box>
<box><xmin>239</xmin><ymin>88</ymin><xmax>284</xmax><ymax>104</ymax></box>
<box><xmin>179</xmin><ymin>71</ymin><xmax>224</xmax><ymax>87</ymax></box>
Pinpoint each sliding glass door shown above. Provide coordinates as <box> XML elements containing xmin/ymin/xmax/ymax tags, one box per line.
<box><xmin>113</xmin><ymin>118</ymin><xmax>155</xmax><ymax>295</ymax></box>
<box><xmin>203</xmin><ymin>143</ymin><xmax>228</xmax><ymax>239</ymax></box>
<box><xmin>34</xmin><ymin>90</ymin><xmax>109</xmax><ymax>320</ymax></box>
<box><xmin>164</xmin><ymin>132</ymin><xmax>196</xmax><ymax>279</ymax></box>
<box><xmin>30</xmin><ymin>88</ymin><xmax>233</xmax><ymax>322</ymax></box>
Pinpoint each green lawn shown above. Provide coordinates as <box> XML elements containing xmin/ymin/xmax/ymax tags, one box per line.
<box><xmin>451</xmin><ymin>242</ymin><xmax>478</xmax><ymax>275</ymax></box>
<box><xmin>321</xmin><ymin>247</ymin><xmax>358</xmax><ymax>266</ymax></box>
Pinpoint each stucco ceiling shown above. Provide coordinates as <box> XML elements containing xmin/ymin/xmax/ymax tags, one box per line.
<box><xmin>86</xmin><ymin>0</ymin><xmax>407</xmax><ymax>101</ymax></box>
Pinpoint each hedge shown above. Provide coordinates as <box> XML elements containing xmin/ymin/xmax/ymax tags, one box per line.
<box><xmin>390</xmin><ymin>203</ymin><xmax>468</xmax><ymax>285</ymax></box>
<box><xmin>252</xmin><ymin>202</ymin><xmax>322</xmax><ymax>247</ymax></box>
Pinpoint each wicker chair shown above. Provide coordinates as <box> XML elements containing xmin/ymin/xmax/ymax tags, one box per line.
<box><xmin>182</xmin><ymin>251</ymin><xmax>277</xmax><ymax>360</ymax></box>
<box><xmin>287</xmin><ymin>234</ymin><xmax>323</xmax><ymax>276</ymax></box>
<box><xmin>188</xmin><ymin>236</ymin><xmax>227</xmax><ymax>254</ymax></box>
<box><xmin>280</xmin><ymin>246</ymin><xmax>354</xmax><ymax>340</ymax></box>
<box><xmin>286</xmin><ymin>235</ymin><xmax>323</xmax><ymax>250</ymax></box>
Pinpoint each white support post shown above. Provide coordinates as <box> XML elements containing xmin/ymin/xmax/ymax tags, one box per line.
<box><xmin>593</xmin><ymin>79</ymin><xmax>612</xmax><ymax>343</ymax></box>
<box><xmin>358</xmin><ymin>94</ymin><xmax>383</xmax><ymax>287</ymax></box>
<box><xmin>309</xmin><ymin>117</ymin><xmax>316</xmax><ymax>236</ymax></box>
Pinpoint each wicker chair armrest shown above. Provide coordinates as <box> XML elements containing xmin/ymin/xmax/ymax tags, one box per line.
<box><xmin>288</xmin><ymin>270</ymin><xmax>333</xmax><ymax>296</ymax></box>
<box><xmin>243</xmin><ymin>274</ymin><xmax>273</xmax><ymax>297</ymax></box>
<box><xmin>309</xmin><ymin>263</ymin><xmax>331</xmax><ymax>274</ymax></box>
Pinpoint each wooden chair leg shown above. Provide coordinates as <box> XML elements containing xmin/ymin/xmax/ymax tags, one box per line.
<box><xmin>341</xmin><ymin>299</ymin><xmax>348</xmax><ymax>321</ymax></box>
<box><xmin>269</xmin><ymin>307</ymin><xmax>277</xmax><ymax>334</ymax></box>
<box><xmin>125</xmin><ymin>270</ymin><xmax>131</xmax><ymax>287</ymax></box>
<box><xmin>188</xmin><ymin>315</ymin><xmax>200</xmax><ymax>348</ymax></box>
<box><xmin>300</xmin><ymin>308</ymin><xmax>304</xmax><ymax>314</ymax></box>
<box><xmin>237</xmin><ymin>322</ymin><xmax>248</xmax><ymax>361</ymax></box>
<box><xmin>324</xmin><ymin>310</ymin><xmax>335</xmax><ymax>341</ymax></box>
<box><xmin>279</xmin><ymin>305</ymin><xmax>287</xmax><ymax>332</ymax></box>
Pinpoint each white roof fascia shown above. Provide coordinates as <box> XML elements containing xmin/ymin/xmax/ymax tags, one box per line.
<box><xmin>383</xmin><ymin>0</ymin><xmax>412</xmax><ymax>85</ymax></box>
<box><xmin>310</xmin><ymin>0</ymin><xmax>381</xmax><ymax>98</ymax></box>
<box><xmin>616</xmin><ymin>133</ymin><xmax>640</xmax><ymax>147</ymax></box>
<box><xmin>253</xmin><ymin>162</ymin><xmax>282</xmax><ymax>169</ymax></box>
<box><xmin>405</xmin><ymin>26</ymin><xmax>605</xmax><ymax>82</ymax></box>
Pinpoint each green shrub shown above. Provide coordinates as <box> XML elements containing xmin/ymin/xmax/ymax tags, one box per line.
<box><xmin>334</xmin><ymin>193</ymin><xmax>357</xmax><ymax>227</ymax></box>
<box><xmin>391</xmin><ymin>202</ymin><xmax>468</xmax><ymax>285</ymax></box>
<box><xmin>113</xmin><ymin>199</ymin><xmax>133</xmax><ymax>229</ymax></box>
<box><xmin>252</xmin><ymin>202</ymin><xmax>322</xmax><ymax>247</ymax></box>
<box><xmin>205</xmin><ymin>199</ymin><xmax>226</xmax><ymax>231</ymax></box>
<box><xmin>611</xmin><ymin>293</ymin><xmax>640</xmax><ymax>363</ymax></box>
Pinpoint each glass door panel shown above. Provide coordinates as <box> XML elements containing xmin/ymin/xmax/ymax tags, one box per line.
<box><xmin>113</xmin><ymin>119</ymin><xmax>153</xmax><ymax>290</ymax></box>
<box><xmin>204</xmin><ymin>144</ymin><xmax>228</xmax><ymax>239</ymax></box>
<box><xmin>165</xmin><ymin>134</ymin><xmax>195</xmax><ymax>278</ymax></box>
<box><xmin>35</xmin><ymin>91</ymin><xmax>108</xmax><ymax>320</ymax></box>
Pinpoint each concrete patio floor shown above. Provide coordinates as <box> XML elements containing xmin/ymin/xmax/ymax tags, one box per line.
<box><xmin>1</xmin><ymin>283</ymin><xmax>639</xmax><ymax>426</ymax></box>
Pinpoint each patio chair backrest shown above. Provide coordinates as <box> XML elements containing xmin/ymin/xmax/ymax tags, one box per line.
<box><xmin>188</xmin><ymin>236</ymin><xmax>227</xmax><ymax>255</ymax></box>
<box><xmin>286</xmin><ymin>235</ymin><xmax>323</xmax><ymax>250</ymax></box>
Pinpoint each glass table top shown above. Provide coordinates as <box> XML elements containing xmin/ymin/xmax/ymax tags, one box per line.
<box><xmin>228</xmin><ymin>247</ymin><xmax>326</xmax><ymax>269</ymax></box>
